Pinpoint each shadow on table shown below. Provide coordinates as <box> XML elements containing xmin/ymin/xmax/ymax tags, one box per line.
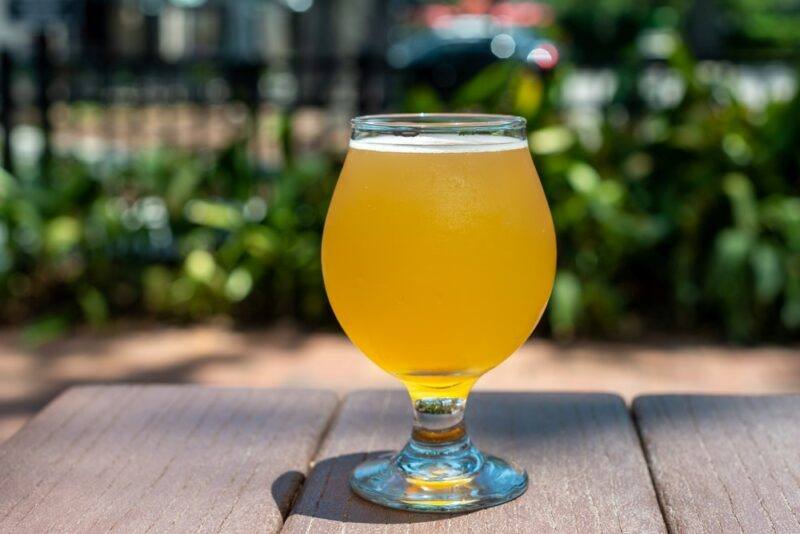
<box><xmin>0</xmin><ymin>350</ymin><xmax>248</xmax><ymax>442</ymax></box>
<box><xmin>272</xmin><ymin>391</ymin><xmax>787</xmax><ymax>527</ymax></box>
<box><xmin>274</xmin><ymin>453</ymin><xmax>466</xmax><ymax>526</ymax></box>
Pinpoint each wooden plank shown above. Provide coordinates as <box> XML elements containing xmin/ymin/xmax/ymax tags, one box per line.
<box><xmin>282</xmin><ymin>391</ymin><xmax>665</xmax><ymax>533</ymax></box>
<box><xmin>634</xmin><ymin>394</ymin><xmax>800</xmax><ymax>533</ymax></box>
<box><xmin>0</xmin><ymin>385</ymin><xmax>338</xmax><ymax>534</ymax></box>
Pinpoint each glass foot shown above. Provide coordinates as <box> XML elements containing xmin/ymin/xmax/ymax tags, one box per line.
<box><xmin>350</xmin><ymin>438</ymin><xmax>528</xmax><ymax>513</ymax></box>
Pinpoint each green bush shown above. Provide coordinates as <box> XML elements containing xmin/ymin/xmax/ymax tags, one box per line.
<box><xmin>404</xmin><ymin>41</ymin><xmax>799</xmax><ymax>342</ymax></box>
<box><xmin>0</xmin><ymin>143</ymin><xmax>340</xmax><ymax>342</ymax></box>
<box><xmin>1</xmin><ymin>43</ymin><xmax>798</xmax><ymax>344</ymax></box>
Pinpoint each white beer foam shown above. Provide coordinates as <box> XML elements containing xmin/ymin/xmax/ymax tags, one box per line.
<box><xmin>349</xmin><ymin>134</ymin><xmax>528</xmax><ymax>153</ymax></box>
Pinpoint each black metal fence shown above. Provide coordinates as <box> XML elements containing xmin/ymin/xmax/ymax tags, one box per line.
<box><xmin>1</xmin><ymin>41</ymin><xmax>395</xmax><ymax>174</ymax></box>
<box><xmin>1</xmin><ymin>0</ymin><xmax>398</xmax><ymax>174</ymax></box>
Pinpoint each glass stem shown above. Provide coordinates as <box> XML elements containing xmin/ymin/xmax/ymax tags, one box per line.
<box><xmin>395</xmin><ymin>396</ymin><xmax>484</xmax><ymax>482</ymax></box>
<box><xmin>412</xmin><ymin>397</ymin><xmax>467</xmax><ymax>444</ymax></box>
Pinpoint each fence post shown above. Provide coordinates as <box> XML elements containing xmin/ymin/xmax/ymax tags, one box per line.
<box><xmin>1</xmin><ymin>50</ymin><xmax>12</xmax><ymax>174</ymax></box>
<box><xmin>35</xmin><ymin>30</ymin><xmax>51</xmax><ymax>177</ymax></box>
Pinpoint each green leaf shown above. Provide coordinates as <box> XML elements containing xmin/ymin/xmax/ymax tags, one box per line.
<box><xmin>750</xmin><ymin>242</ymin><xmax>784</xmax><ymax>304</ymax></box>
<box><xmin>166</xmin><ymin>163</ymin><xmax>202</xmax><ymax>212</ymax></box>
<box><xmin>79</xmin><ymin>286</ymin><xmax>109</xmax><ymax>326</ymax></box>
<box><xmin>762</xmin><ymin>197</ymin><xmax>800</xmax><ymax>250</ymax></box>
<box><xmin>513</xmin><ymin>71</ymin><xmax>543</xmax><ymax>118</ymax></box>
<box><xmin>0</xmin><ymin>166</ymin><xmax>19</xmax><ymax>199</ymax></box>
<box><xmin>529</xmin><ymin>126</ymin><xmax>575</xmax><ymax>155</ymax></box>
<box><xmin>244</xmin><ymin>227</ymin><xmax>279</xmax><ymax>261</ymax></box>
<box><xmin>549</xmin><ymin>271</ymin><xmax>583</xmax><ymax>339</ymax></box>
<box><xmin>225</xmin><ymin>267</ymin><xmax>253</xmax><ymax>302</ymax></box>
<box><xmin>567</xmin><ymin>163</ymin><xmax>601</xmax><ymax>194</ymax></box>
<box><xmin>22</xmin><ymin>314</ymin><xmax>71</xmax><ymax>347</ymax></box>
<box><xmin>185</xmin><ymin>250</ymin><xmax>217</xmax><ymax>283</ymax></box>
<box><xmin>45</xmin><ymin>216</ymin><xmax>82</xmax><ymax>255</ymax></box>
<box><xmin>714</xmin><ymin>228</ymin><xmax>753</xmax><ymax>269</ymax></box>
<box><xmin>404</xmin><ymin>85</ymin><xmax>445</xmax><ymax>113</ymax></box>
<box><xmin>184</xmin><ymin>199</ymin><xmax>243</xmax><ymax>230</ymax></box>
<box><xmin>723</xmin><ymin>173</ymin><xmax>758</xmax><ymax>233</ymax></box>
<box><xmin>452</xmin><ymin>62</ymin><xmax>515</xmax><ymax>108</ymax></box>
<box><xmin>782</xmin><ymin>300</ymin><xmax>800</xmax><ymax>329</ymax></box>
<box><xmin>143</xmin><ymin>266</ymin><xmax>173</xmax><ymax>312</ymax></box>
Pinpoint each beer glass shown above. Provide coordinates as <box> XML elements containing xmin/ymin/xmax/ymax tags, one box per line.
<box><xmin>322</xmin><ymin>114</ymin><xmax>556</xmax><ymax>512</ymax></box>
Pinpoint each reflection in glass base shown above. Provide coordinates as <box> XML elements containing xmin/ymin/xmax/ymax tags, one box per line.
<box><xmin>350</xmin><ymin>437</ymin><xmax>528</xmax><ymax>513</ymax></box>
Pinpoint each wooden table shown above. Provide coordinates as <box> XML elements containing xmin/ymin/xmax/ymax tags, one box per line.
<box><xmin>1</xmin><ymin>386</ymin><xmax>798</xmax><ymax>533</ymax></box>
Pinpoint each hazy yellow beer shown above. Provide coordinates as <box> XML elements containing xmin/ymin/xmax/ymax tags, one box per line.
<box><xmin>322</xmin><ymin>133</ymin><xmax>556</xmax><ymax>400</ymax></box>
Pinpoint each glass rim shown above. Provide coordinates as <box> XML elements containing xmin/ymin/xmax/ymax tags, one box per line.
<box><xmin>351</xmin><ymin>113</ymin><xmax>526</xmax><ymax>133</ymax></box>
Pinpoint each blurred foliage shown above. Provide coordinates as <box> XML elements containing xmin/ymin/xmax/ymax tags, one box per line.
<box><xmin>1</xmin><ymin>7</ymin><xmax>799</xmax><ymax>344</ymax></box>
<box><xmin>405</xmin><ymin>36</ymin><xmax>800</xmax><ymax>342</ymax></box>
<box><xmin>546</xmin><ymin>0</ymin><xmax>800</xmax><ymax>61</ymax></box>
<box><xmin>0</xmin><ymin>142</ymin><xmax>339</xmax><ymax>343</ymax></box>
<box><xmin>721</xmin><ymin>0</ymin><xmax>800</xmax><ymax>54</ymax></box>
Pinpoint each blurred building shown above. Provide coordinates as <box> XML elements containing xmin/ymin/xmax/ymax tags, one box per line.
<box><xmin>0</xmin><ymin>0</ymin><xmax>561</xmax><ymax>164</ymax></box>
<box><xmin>0</xmin><ymin>0</ymin><xmax>796</xmax><ymax>170</ymax></box>
<box><xmin>0</xmin><ymin>0</ymin><xmax>391</xmax><ymax>60</ymax></box>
